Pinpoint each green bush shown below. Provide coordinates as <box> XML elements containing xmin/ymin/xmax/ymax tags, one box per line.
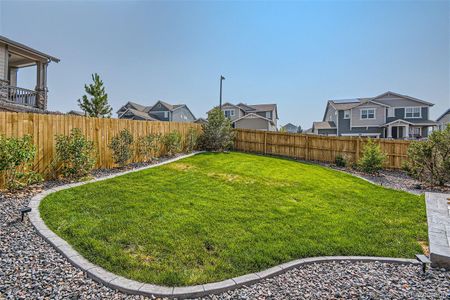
<box><xmin>403</xmin><ymin>124</ymin><xmax>450</xmax><ymax>186</ymax></box>
<box><xmin>0</xmin><ymin>135</ymin><xmax>42</xmax><ymax>190</ymax></box>
<box><xmin>335</xmin><ymin>154</ymin><xmax>347</xmax><ymax>167</ymax></box>
<box><xmin>136</xmin><ymin>133</ymin><xmax>162</xmax><ymax>162</ymax></box>
<box><xmin>109</xmin><ymin>129</ymin><xmax>134</xmax><ymax>167</ymax></box>
<box><xmin>163</xmin><ymin>131</ymin><xmax>182</xmax><ymax>156</ymax></box>
<box><xmin>53</xmin><ymin>128</ymin><xmax>96</xmax><ymax>180</ymax></box>
<box><xmin>198</xmin><ymin>108</ymin><xmax>234</xmax><ymax>151</ymax></box>
<box><xmin>184</xmin><ymin>127</ymin><xmax>199</xmax><ymax>153</ymax></box>
<box><xmin>357</xmin><ymin>138</ymin><xmax>386</xmax><ymax>174</ymax></box>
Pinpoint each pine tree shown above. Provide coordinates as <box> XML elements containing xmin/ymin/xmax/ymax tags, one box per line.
<box><xmin>77</xmin><ymin>73</ymin><xmax>112</xmax><ymax>118</ymax></box>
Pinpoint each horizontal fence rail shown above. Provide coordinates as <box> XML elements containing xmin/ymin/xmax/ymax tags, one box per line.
<box><xmin>0</xmin><ymin>111</ymin><xmax>202</xmax><ymax>180</ymax></box>
<box><xmin>234</xmin><ymin>129</ymin><xmax>412</xmax><ymax>169</ymax></box>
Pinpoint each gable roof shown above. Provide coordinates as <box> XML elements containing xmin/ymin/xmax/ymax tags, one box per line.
<box><xmin>282</xmin><ymin>123</ymin><xmax>297</xmax><ymax>129</ymax></box>
<box><xmin>233</xmin><ymin>113</ymin><xmax>275</xmax><ymax>125</ymax></box>
<box><xmin>371</xmin><ymin>91</ymin><xmax>434</xmax><ymax>106</ymax></box>
<box><xmin>122</xmin><ymin>108</ymin><xmax>158</xmax><ymax>121</ymax></box>
<box><xmin>313</xmin><ymin>121</ymin><xmax>336</xmax><ymax>130</ymax></box>
<box><xmin>436</xmin><ymin>108</ymin><xmax>450</xmax><ymax>122</ymax></box>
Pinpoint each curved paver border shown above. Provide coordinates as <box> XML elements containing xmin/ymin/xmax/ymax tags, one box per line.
<box><xmin>28</xmin><ymin>152</ymin><xmax>420</xmax><ymax>299</ymax></box>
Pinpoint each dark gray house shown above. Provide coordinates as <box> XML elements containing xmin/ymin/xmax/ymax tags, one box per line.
<box><xmin>313</xmin><ymin>91</ymin><xmax>437</xmax><ymax>139</ymax></box>
<box><xmin>281</xmin><ymin>123</ymin><xmax>299</xmax><ymax>133</ymax></box>
<box><xmin>117</xmin><ymin>100</ymin><xmax>196</xmax><ymax>122</ymax></box>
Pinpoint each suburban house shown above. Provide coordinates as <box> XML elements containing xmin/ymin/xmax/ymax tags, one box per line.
<box><xmin>214</xmin><ymin>102</ymin><xmax>278</xmax><ymax>131</ymax></box>
<box><xmin>436</xmin><ymin>109</ymin><xmax>450</xmax><ymax>131</ymax></box>
<box><xmin>0</xmin><ymin>35</ymin><xmax>60</xmax><ymax>113</ymax></box>
<box><xmin>117</xmin><ymin>100</ymin><xmax>195</xmax><ymax>122</ymax></box>
<box><xmin>194</xmin><ymin>117</ymin><xmax>207</xmax><ymax>125</ymax></box>
<box><xmin>281</xmin><ymin>123</ymin><xmax>299</xmax><ymax>133</ymax></box>
<box><xmin>312</xmin><ymin>91</ymin><xmax>437</xmax><ymax>139</ymax></box>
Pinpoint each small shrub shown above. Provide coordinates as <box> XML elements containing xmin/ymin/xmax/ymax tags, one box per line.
<box><xmin>109</xmin><ymin>129</ymin><xmax>134</xmax><ymax>167</ymax></box>
<box><xmin>163</xmin><ymin>131</ymin><xmax>182</xmax><ymax>156</ymax></box>
<box><xmin>136</xmin><ymin>133</ymin><xmax>162</xmax><ymax>162</ymax></box>
<box><xmin>335</xmin><ymin>154</ymin><xmax>347</xmax><ymax>167</ymax></box>
<box><xmin>358</xmin><ymin>138</ymin><xmax>386</xmax><ymax>174</ymax></box>
<box><xmin>198</xmin><ymin>108</ymin><xmax>234</xmax><ymax>151</ymax></box>
<box><xmin>0</xmin><ymin>135</ymin><xmax>42</xmax><ymax>190</ymax></box>
<box><xmin>53</xmin><ymin>128</ymin><xmax>96</xmax><ymax>179</ymax></box>
<box><xmin>185</xmin><ymin>127</ymin><xmax>199</xmax><ymax>153</ymax></box>
<box><xmin>403</xmin><ymin>124</ymin><xmax>450</xmax><ymax>186</ymax></box>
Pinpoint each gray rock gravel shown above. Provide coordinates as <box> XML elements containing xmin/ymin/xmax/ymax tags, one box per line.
<box><xmin>1</xmin><ymin>156</ymin><xmax>449</xmax><ymax>299</ymax></box>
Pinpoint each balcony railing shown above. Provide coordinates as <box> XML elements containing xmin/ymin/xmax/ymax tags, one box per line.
<box><xmin>7</xmin><ymin>86</ymin><xmax>38</xmax><ymax>107</ymax></box>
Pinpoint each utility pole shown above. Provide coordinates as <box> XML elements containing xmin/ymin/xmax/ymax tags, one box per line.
<box><xmin>219</xmin><ymin>75</ymin><xmax>225</xmax><ymax>110</ymax></box>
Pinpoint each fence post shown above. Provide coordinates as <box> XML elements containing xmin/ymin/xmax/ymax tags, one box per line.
<box><xmin>264</xmin><ymin>131</ymin><xmax>267</xmax><ymax>154</ymax></box>
<box><xmin>305</xmin><ymin>135</ymin><xmax>310</xmax><ymax>161</ymax></box>
<box><xmin>355</xmin><ymin>138</ymin><xmax>360</xmax><ymax>162</ymax></box>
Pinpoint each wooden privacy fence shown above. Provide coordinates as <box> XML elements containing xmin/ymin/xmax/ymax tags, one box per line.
<box><xmin>0</xmin><ymin>111</ymin><xmax>202</xmax><ymax>178</ymax></box>
<box><xmin>234</xmin><ymin>129</ymin><xmax>412</xmax><ymax>169</ymax></box>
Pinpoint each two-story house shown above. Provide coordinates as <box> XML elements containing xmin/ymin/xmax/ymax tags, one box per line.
<box><xmin>212</xmin><ymin>102</ymin><xmax>278</xmax><ymax>131</ymax></box>
<box><xmin>117</xmin><ymin>100</ymin><xmax>196</xmax><ymax>122</ymax></box>
<box><xmin>0</xmin><ymin>35</ymin><xmax>59</xmax><ymax>113</ymax></box>
<box><xmin>312</xmin><ymin>91</ymin><xmax>437</xmax><ymax>139</ymax></box>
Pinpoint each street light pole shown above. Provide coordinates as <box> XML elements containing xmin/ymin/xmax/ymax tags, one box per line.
<box><xmin>219</xmin><ymin>75</ymin><xmax>225</xmax><ymax>110</ymax></box>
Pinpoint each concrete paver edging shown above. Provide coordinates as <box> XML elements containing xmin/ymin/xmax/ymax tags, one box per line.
<box><xmin>28</xmin><ymin>152</ymin><xmax>421</xmax><ymax>299</ymax></box>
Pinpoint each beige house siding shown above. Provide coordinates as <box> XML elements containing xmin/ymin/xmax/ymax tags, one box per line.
<box><xmin>373</xmin><ymin>95</ymin><xmax>424</xmax><ymax>107</ymax></box>
<box><xmin>0</xmin><ymin>44</ymin><xmax>6</xmax><ymax>81</ymax></box>
<box><xmin>234</xmin><ymin>117</ymin><xmax>270</xmax><ymax>130</ymax></box>
<box><xmin>221</xmin><ymin>104</ymin><xmax>242</xmax><ymax>122</ymax></box>
<box><xmin>350</xmin><ymin>103</ymin><xmax>386</xmax><ymax>127</ymax></box>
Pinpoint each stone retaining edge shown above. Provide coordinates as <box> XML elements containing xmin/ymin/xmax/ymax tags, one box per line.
<box><xmin>28</xmin><ymin>152</ymin><xmax>420</xmax><ymax>299</ymax></box>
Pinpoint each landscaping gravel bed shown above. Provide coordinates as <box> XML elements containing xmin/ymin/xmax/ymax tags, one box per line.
<box><xmin>331</xmin><ymin>167</ymin><xmax>450</xmax><ymax>195</ymax></box>
<box><xmin>1</xmin><ymin>154</ymin><xmax>449</xmax><ymax>299</ymax></box>
<box><xmin>197</xmin><ymin>261</ymin><xmax>450</xmax><ymax>300</ymax></box>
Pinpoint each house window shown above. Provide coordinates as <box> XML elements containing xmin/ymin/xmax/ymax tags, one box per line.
<box><xmin>405</xmin><ymin>107</ymin><xmax>421</xmax><ymax>118</ymax></box>
<box><xmin>344</xmin><ymin>110</ymin><xmax>350</xmax><ymax>119</ymax></box>
<box><xmin>387</xmin><ymin>107</ymin><xmax>395</xmax><ymax>117</ymax></box>
<box><xmin>224</xmin><ymin>109</ymin><xmax>235</xmax><ymax>118</ymax></box>
<box><xmin>164</xmin><ymin>111</ymin><xmax>169</xmax><ymax>118</ymax></box>
<box><xmin>265</xmin><ymin>111</ymin><xmax>271</xmax><ymax>119</ymax></box>
<box><xmin>360</xmin><ymin>108</ymin><xmax>375</xmax><ymax>120</ymax></box>
<box><xmin>409</xmin><ymin>127</ymin><xmax>422</xmax><ymax>137</ymax></box>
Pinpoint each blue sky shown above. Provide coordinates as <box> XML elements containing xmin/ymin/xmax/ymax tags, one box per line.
<box><xmin>1</xmin><ymin>0</ymin><xmax>449</xmax><ymax>128</ymax></box>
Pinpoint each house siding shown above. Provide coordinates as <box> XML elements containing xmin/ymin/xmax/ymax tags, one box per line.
<box><xmin>0</xmin><ymin>44</ymin><xmax>6</xmax><ymax>81</ymax></box>
<box><xmin>317</xmin><ymin>128</ymin><xmax>337</xmax><ymax>135</ymax></box>
<box><xmin>351</xmin><ymin>103</ymin><xmax>386</xmax><ymax>127</ymax></box>
<box><xmin>234</xmin><ymin>117</ymin><xmax>270</xmax><ymax>130</ymax></box>
<box><xmin>221</xmin><ymin>104</ymin><xmax>241</xmax><ymax>122</ymax></box>
<box><xmin>172</xmin><ymin>106</ymin><xmax>195</xmax><ymax>122</ymax></box>
<box><xmin>386</xmin><ymin>107</ymin><xmax>429</xmax><ymax>123</ymax></box>
<box><xmin>438</xmin><ymin>113</ymin><xmax>450</xmax><ymax>130</ymax></box>
<box><xmin>374</xmin><ymin>95</ymin><xmax>426</xmax><ymax>107</ymax></box>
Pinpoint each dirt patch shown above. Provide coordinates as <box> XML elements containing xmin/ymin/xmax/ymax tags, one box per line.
<box><xmin>167</xmin><ymin>163</ymin><xmax>195</xmax><ymax>171</ymax></box>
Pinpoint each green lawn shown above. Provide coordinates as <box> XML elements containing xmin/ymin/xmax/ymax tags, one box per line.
<box><xmin>40</xmin><ymin>152</ymin><xmax>427</xmax><ymax>286</ymax></box>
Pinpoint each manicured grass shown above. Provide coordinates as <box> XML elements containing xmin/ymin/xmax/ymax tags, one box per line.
<box><xmin>40</xmin><ymin>152</ymin><xmax>427</xmax><ymax>286</ymax></box>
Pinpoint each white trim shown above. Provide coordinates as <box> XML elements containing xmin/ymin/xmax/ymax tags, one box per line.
<box><xmin>344</xmin><ymin>110</ymin><xmax>350</xmax><ymax>119</ymax></box>
<box><xmin>232</xmin><ymin>113</ymin><xmax>274</xmax><ymax>124</ymax></box>
<box><xmin>224</xmin><ymin>109</ymin><xmax>236</xmax><ymax>118</ymax></box>
<box><xmin>360</xmin><ymin>108</ymin><xmax>376</xmax><ymax>120</ymax></box>
<box><xmin>404</xmin><ymin>107</ymin><xmax>422</xmax><ymax>119</ymax></box>
<box><xmin>383</xmin><ymin>119</ymin><xmax>415</xmax><ymax>126</ymax></box>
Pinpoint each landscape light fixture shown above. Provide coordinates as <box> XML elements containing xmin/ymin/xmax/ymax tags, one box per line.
<box><xmin>19</xmin><ymin>207</ymin><xmax>32</xmax><ymax>222</ymax></box>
